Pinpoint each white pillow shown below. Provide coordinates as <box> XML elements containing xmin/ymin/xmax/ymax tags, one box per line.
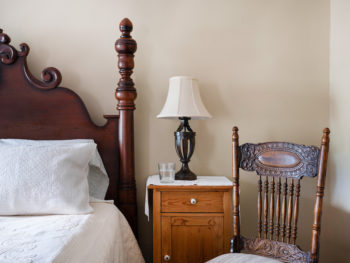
<box><xmin>0</xmin><ymin>139</ymin><xmax>109</xmax><ymax>199</ymax></box>
<box><xmin>0</xmin><ymin>143</ymin><xmax>94</xmax><ymax>215</ymax></box>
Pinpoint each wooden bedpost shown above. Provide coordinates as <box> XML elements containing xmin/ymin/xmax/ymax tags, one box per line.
<box><xmin>310</xmin><ymin>128</ymin><xmax>330</xmax><ymax>263</ymax></box>
<box><xmin>115</xmin><ymin>18</ymin><xmax>138</xmax><ymax>235</ymax></box>
<box><xmin>232</xmin><ymin>126</ymin><xmax>241</xmax><ymax>252</ymax></box>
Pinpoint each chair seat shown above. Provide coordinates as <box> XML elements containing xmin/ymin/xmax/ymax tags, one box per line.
<box><xmin>206</xmin><ymin>253</ymin><xmax>282</xmax><ymax>263</ymax></box>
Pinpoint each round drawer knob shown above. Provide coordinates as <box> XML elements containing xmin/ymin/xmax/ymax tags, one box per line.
<box><xmin>164</xmin><ymin>254</ymin><xmax>171</xmax><ymax>261</ymax></box>
<box><xmin>190</xmin><ymin>198</ymin><xmax>197</xmax><ymax>205</ymax></box>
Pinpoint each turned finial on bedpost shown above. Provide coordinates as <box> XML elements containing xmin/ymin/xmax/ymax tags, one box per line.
<box><xmin>115</xmin><ymin>18</ymin><xmax>138</xmax><ymax>236</ymax></box>
<box><xmin>115</xmin><ymin>18</ymin><xmax>137</xmax><ymax>110</ymax></box>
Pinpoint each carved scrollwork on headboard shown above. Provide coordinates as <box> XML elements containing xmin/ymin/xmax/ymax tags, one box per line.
<box><xmin>239</xmin><ymin>142</ymin><xmax>320</xmax><ymax>179</ymax></box>
<box><xmin>0</xmin><ymin>29</ymin><xmax>18</xmax><ymax>64</ymax></box>
<box><xmin>0</xmin><ymin>29</ymin><xmax>62</xmax><ymax>89</ymax></box>
<box><xmin>18</xmin><ymin>43</ymin><xmax>29</xmax><ymax>57</ymax></box>
<box><xmin>23</xmin><ymin>66</ymin><xmax>62</xmax><ymax>90</ymax></box>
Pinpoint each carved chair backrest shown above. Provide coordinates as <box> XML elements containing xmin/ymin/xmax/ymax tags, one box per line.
<box><xmin>231</xmin><ymin>127</ymin><xmax>330</xmax><ymax>263</ymax></box>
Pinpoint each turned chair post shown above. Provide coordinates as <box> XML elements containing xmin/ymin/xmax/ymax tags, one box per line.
<box><xmin>232</xmin><ymin>126</ymin><xmax>241</xmax><ymax>252</ymax></box>
<box><xmin>310</xmin><ymin>128</ymin><xmax>330</xmax><ymax>263</ymax></box>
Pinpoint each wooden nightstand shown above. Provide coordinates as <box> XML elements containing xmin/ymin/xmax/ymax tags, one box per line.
<box><xmin>147</xmin><ymin>176</ymin><xmax>232</xmax><ymax>263</ymax></box>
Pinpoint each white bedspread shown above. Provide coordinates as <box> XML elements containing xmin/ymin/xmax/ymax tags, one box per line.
<box><xmin>0</xmin><ymin>202</ymin><xmax>145</xmax><ymax>263</ymax></box>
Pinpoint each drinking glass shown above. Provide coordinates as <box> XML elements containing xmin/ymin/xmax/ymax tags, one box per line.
<box><xmin>158</xmin><ymin>162</ymin><xmax>175</xmax><ymax>183</ymax></box>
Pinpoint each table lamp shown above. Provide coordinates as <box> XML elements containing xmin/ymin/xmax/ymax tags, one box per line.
<box><xmin>157</xmin><ymin>76</ymin><xmax>211</xmax><ymax>180</ymax></box>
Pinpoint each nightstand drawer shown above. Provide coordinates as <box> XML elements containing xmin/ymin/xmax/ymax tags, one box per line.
<box><xmin>161</xmin><ymin>191</ymin><xmax>224</xmax><ymax>213</ymax></box>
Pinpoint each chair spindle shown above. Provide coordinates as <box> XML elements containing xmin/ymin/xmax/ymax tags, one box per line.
<box><xmin>292</xmin><ymin>179</ymin><xmax>301</xmax><ymax>244</ymax></box>
<box><xmin>274</xmin><ymin>178</ymin><xmax>281</xmax><ymax>241</ymax></box>
<box><xmin>263</xmin><ymin>176</ymin><xmax>269</xmax><ymax>239</ymax></box>
<box><xmin>269</xmin><ymin>177</ymin><xmax>275</xmax><ymax>239</ymax></box>
<box><xmin>281</xmin><ymin>178</ymin><xmax>288</xmax><ymax>242</ymax></box>
<box><xmin>257</xmin><ymin>176</ymin><xmax>262</xmax><ymax>238</ymax></box>
<box><xmin>286</xmin><ymin>179</ymin><xmax>294</xmax><ymax>243</ymax></box>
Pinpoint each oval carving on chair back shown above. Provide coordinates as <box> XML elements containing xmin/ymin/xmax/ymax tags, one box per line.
<box><xmin>239</xmin><ymin>142</ymin><xmax>320</xmax><ymax>179</ymax></box>
<box><xmin>258</xmin><ymin>151</ymin><xmax>300</xmax><ymax>168</ymax></box>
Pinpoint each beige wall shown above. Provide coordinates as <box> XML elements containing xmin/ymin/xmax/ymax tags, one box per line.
<box><xmin>326</xmin><ymin>0</ymin><xmax>350</xmax><ymax>261</ymax></box>
<box><xmin>2</xmin><ymin>0</ymin><xmax>336</xmax><ymax>262</ymax></box>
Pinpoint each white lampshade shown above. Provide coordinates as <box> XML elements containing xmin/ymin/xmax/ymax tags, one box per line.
<box><xmin>157</xmin><ymin>76</ymin><xmax>212</xmax><ymax>120</ymax></box>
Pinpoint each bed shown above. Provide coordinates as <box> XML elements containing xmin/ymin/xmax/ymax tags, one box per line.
<box><xmin>0</xmin><ymin>18</ymin><xmax>144</xmax><ymax>262</ymax></box>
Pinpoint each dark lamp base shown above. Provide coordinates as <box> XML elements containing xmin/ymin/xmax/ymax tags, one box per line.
<box><xmin>175</xmin><ymin>168</ymin><xmax>197</xmax><ymax>180</ymax></box>
<box><xmin>174</xmin><ymin>117</ymin><xmax>197</xmax><ymax>181</ymax></box>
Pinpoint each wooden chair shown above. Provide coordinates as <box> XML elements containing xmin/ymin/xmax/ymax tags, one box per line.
<box><xmin>208</xmin><ymin>127</ymin><xmax>330</xmax><ymax>263</ymax></box>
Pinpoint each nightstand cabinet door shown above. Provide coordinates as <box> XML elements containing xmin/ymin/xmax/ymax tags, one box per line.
<box><xmin>162</xmin><ymin>215</ymin><xmax>224</xmax><ymax>263</ymax></box>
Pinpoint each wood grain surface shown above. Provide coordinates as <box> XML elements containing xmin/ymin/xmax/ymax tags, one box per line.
<box><xmin>151</xmin><ymin>184</ymin><xmax>232</xmax><ymax>263</ymax></box>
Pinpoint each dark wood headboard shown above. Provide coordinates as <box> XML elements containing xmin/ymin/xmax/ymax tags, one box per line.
<box><xmin>0</xmin><ymin>19</ymin><xmax>138</xmax><ymax>234</ymax></box>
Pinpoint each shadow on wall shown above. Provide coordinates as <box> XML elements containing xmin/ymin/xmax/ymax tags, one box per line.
<box><xmin>132</xmin><ymin>32</ymin><xmax>159</xmax><ymax>262</ymax></box>
<box><xmin>320</xmin><ymin>154</ymin><xmax>350</xmax><ymax>262</ymax></box>
<box><xmin>320</xmin><ymin>203</ymin><xmax>350</xmax><ymax>261</ymax></box>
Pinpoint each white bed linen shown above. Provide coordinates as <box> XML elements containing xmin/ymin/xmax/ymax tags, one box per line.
<box><xmin>206</xmin><ymin>253</ymin><xmax>282</xmax><ymax>263</ymax></box>
<box><xmin>0</xmin><ymin>143</ymin><xmax>94</xmax><ymax>215</ymax></box>
<box><xmin>0</xmin><ymin>139</ymin><xmax>109</xmax><ymax>200</ymax></box>
<box><xmin>0</xmin><ymin>202</ymin><xmax>145</xmax><ymax>263</ymax></box>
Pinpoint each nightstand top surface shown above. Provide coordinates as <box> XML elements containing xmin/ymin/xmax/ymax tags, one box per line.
<box><xmin>147</xmin><ymin>175</ymin><xmax>232</xmax><ymax>190</ymax></box>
